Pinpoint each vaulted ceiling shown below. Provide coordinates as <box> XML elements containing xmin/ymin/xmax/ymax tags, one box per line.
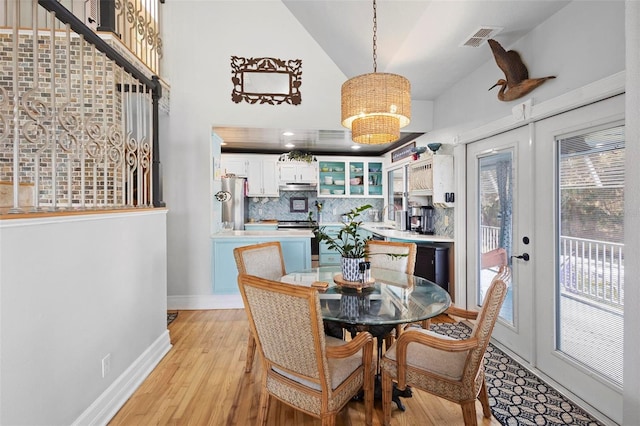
<box><xmin>218</xmin><ymin>0</ymin><xmax>570</xmax><ymax>156</ymax></box>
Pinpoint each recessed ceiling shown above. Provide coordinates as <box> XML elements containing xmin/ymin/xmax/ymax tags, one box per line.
<box><xmin>215</xmin><ymin>127</ymin><xmax>423</xmax><ymax>156</ymax></box>
<box><xmin>220</xmin><ymin>0</ymin><xmax>571</xmax><ymax>156</ymax></box>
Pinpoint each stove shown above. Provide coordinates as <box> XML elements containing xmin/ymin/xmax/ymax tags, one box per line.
<box><xmin>277</xmin><ymin>220</ymin><xmax>314</xmax><ymax>229</ymax></box>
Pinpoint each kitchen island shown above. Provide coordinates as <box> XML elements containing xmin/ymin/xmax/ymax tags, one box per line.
<box><xmin>211</xmin><ymin>229</ymin><xmax>313</xmax><ymax>294</ymax></box>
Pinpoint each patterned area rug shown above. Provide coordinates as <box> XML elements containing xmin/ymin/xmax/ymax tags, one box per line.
<box><xmin>167</xmin><ymin>312</ymin><xmax>178</xmax><ymax>326</ymax></box>
<box><xmin>428</xmin><ymin>322</ymin><xmax>604</xmax><ymax>426</ymax></box>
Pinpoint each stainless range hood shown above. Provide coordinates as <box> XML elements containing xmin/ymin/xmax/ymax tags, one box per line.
<box><xmin>279</xmin><ymin>183</ymin><xmax>317</xmax><ymax>192</ymax></box>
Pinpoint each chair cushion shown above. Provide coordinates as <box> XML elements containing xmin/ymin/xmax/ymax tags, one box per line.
<box><xmin>384</xmin><ymin>329</ymin><xmax>468</xmax><ymax>381</ymax></box>
<box><xmin>273</xmin><ymin>336</ymin><xmax>363</xmax><ymax>391</ymax></box>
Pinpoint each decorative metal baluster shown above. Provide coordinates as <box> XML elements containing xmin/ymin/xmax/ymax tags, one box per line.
<box><xmin>144</xmin><ymin>86</ymin><xmax>152</xmax><ymax>206</ymax></box>
<box><xmin>49</xmin><ymin>11</ymin><xmax>58</xmax><ymax>210</ymax></box>
<box><xmin>107</xmin><ymin>66</ymin><xmax>124</xmax><ymax>207</ymax></box>
<box><xmin>21</xmin><ymin>0</ymin><xmax>50</xmax><ymax>212</ymax></box>
<box><xmin>85</xmin><ymin>48</ymin><xmax>102</xmax><ymax>207</ymax></box>
<box><xmin>57</xmin><ymin>24</ymin><xmax>81</xmax><ymax>209</ymax></box>
<box><xmin>102</xmin><ymin>56</ymin><xmax>108</xmax><ymax>207</ymax></box>
<box><xmin>80</xmin><ymin>34</ymin><xmax>86</xmax><ymax>208</ymax></box>
<box><xmin>9</xmin><ymin>0</ymin><xmax>22</xmax><ymax>213</ymax></box>
<box><xmin>136</xmin><ymin>81</ymin><xmax>142</xmax><ymax>206</ymax></box>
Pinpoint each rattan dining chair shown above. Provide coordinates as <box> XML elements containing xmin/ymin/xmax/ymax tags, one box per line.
<box><xmin>233</xmin><ymin>241</ymin><xmax>287</xmax><ymax>373</ymax></box>
<box><xmin>365</xmin><ymin>240</ymin><xmax>417</xmax><ymax>275</ymax></box>
<box><xmin>365</xmin><ymin>240</ymin><xmax>417</xmax><ymax>344</ymax></box>
<box><xmin>237</xmin><ymin>273</ymin><xmax>375</xmax><ymax>426</ymax></box>
<box><xmin>380</xmin><ymin>266</ymin><xmax>510</xmax><ymax>426</ymax></box>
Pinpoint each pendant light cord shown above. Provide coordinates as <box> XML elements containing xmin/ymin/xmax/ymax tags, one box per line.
<box><xmin>372</xmin><ymin>0</ymin><xmax>377</xmax><ymax>73</ymax></box>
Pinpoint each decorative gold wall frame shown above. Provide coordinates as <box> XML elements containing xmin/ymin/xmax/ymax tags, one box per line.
<box><xmin>231</xmin><ymin>56</ymin><xmax>302</xmax><ymax>105</ymax></box>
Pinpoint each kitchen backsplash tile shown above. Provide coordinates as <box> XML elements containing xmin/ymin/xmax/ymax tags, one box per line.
<box><xmin>248</xmin><ymin>193</ymin><xmax>455</xmax><ymax>239</ymax></box>
<box><xmin>248</xmin><ymin>193</ymin><xmax>384</xmax><ymax>223</ymax></box>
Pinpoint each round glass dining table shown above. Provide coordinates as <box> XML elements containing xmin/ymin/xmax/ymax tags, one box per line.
<box><xmin>280</xmin><ymin>265</ymin><xmax>451</xmax><ymax>328</ymax></box>
<box><xmin>281</xmin><ymin>265</ymin><xmax>452</xmax><ymax>410</ymax></box>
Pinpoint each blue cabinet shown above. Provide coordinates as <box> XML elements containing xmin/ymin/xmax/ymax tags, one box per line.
<box><xmin>212</xmin><ymin>237</ymin><xmax>311</xmax><ymax>294</ymax></box>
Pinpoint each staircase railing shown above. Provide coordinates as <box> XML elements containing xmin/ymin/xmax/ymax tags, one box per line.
<box><xmin>0</xmin><ymin>0</ymin><xmax>164</xmax><ymax>214</ymax></box>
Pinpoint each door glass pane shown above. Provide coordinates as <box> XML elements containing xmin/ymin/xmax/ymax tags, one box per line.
<box><xmin>387</xmin><ymin>166</ymin><xmax>406</xmax><ymax>221</ymax></box>
<box><xmin>478</xmin><ymin>152</ymin><xmax>513</xmax><ymax>324</ymax></box>
<box><xmin>557</xmin><ymin>125</ymin><xmax>624</xmax><ymax>385</ymax></box>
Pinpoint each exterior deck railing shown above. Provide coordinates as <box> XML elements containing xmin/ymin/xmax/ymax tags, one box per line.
<box><xmin>560</xmin><ymin>236</ymin><xmax>624</xmax><ymax>310</ymax></box>
<box><xmin>481</xmin><ymin>226</ymin><xmax>625</xmax><ymax>310</ymax></box>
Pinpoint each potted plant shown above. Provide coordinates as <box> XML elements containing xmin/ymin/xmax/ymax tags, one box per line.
<box><xmin>308</xmin><ymin>204</ymin><xmax>405</xmax><ymax>282</ymax></box>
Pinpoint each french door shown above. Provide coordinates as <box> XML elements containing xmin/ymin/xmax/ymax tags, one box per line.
<box><xmin>534</xmin><ymin>95</ymin><xmax>624</xmax><ymax>422</ymax></box>
<box><xmin>466</xmin><ymin>95</ymin><xmax>625</xmax><ymax>423</ymax></box>
<box><xmin>466</xmin><ymin>125</ymin><xmax>534</xmax><ymax>362</ymax></box>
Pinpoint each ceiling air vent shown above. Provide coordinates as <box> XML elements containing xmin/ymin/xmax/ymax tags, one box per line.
<box><xmin>460</xmin><ymin>26</ymin><xmax>503</xmax><ymax>48</ymax></box>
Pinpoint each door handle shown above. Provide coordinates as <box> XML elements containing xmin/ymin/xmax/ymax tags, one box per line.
<box><xmin>511</xmin><ymin>253</ymin><xmax>530</xmax><ymax>261</ymax></box>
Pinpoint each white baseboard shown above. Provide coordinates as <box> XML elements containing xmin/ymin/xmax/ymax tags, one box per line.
<box><xmin>167</xmin><ymin>294</ymin><xmax>244</xmax><ymax>310</ymax></box>
<box><xmin>72</xmin><ymin>330</ymin><xmax>172</xmax><ymax>426</ymax></box>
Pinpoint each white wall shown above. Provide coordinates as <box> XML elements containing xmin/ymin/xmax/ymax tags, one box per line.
<box><xmin>431</xmin><ymin>0</ymin><xmax>625</xmax><ymax>139</ymax></box>
<box><xmin>161</xmin><ymin>1</ymin><xmax>433</xmax><ymax>303</ymax></box>
<box><xmin>0</xmin><ymin>211</ymin><xmax>169</xmax><ymax>425</ymax></box>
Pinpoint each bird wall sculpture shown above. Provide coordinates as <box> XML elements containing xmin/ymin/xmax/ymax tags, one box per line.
<box><xmin>488</xmin><ymin>39</ymin><xmax>556</xmax><ymax>102</ymax></box>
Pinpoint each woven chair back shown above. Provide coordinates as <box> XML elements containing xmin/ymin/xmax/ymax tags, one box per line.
<box><xmin>234</xmin><ymin>241</ymin><xmax>286</xmax><ymax>280</ymax></box>
<box><xmin>365</xmin><ymin>241</ymin><xmax>417</xmax><ymax>274</ymax></box>
<box><xmin>238</xmin><ymin>274</ymin><xmax>329</xmax><ymax>387</ymax></box>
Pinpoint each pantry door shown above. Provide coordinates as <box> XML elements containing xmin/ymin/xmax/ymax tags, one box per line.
<box><xmin>466</xmin><ymin>125</ymin><xmax>534</xmax><ymax>362</ymax></box>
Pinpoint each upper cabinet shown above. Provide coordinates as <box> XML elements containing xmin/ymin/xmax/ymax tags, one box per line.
<box><xmin>220</xmin><ymin>154</ymin><xmax>248</xmax><ymax>177</ymax></box>
<box><xmin>408</xmin><ymin>154</ymin><xmax>454</xmax><ymax>206</ymax></box>
<box><xmin>220</xmin><ymin>154</ymin><xmax>280</xmax><ymax>197</ymax></box>
<box><xmin>247</xmin><ymin>155</ymin><xmax>280</xmax><ymax>197</ymax></box>
<box><xmin>317</xmin><ymin>157</ymin><xmax>384</xmax><ymax>198</ymax></box>
<box><xmin>278</xmin><ymin>161</ymin><xmax>318</xmax><ymax>184</ymax></box>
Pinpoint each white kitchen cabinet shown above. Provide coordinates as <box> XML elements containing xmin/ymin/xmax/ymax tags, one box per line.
<box><xmin>221</xmin><ymin>154</ymin><xmax>280</xmax><ymax>196</ymax></box>
<box><xmin>408</xmin><ymin>154</ymin><xmax>454</xmax><ymax>206</ymax></box>
<box><xmin>220</xmin><ymin>154</ymin><xmax>248</xmax><ymax>177</ymax></box>
<box><xmin>278</xmin><ymin>161</ymin><xmax>318</xmax><ymax>184</ymax></box>
<box><xmin>247</xmin><ymin>155</ymin><xmax>280</xmax><ymax>197</ymax></box>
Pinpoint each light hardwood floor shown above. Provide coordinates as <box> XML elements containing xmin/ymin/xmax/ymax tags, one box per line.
<box><xmin>109</xmin><ymin>310</ymin><xmax>502</xmax><ymax>425</ymax></box>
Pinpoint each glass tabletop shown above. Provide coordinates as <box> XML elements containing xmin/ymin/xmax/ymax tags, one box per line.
<box><xmin>281</xmin><ymin>266</ymin><xmax>451</xmax><ymax>326</ymax></box>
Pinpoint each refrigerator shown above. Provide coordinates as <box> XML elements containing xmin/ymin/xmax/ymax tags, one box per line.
<box><xmin>220</xmin><ymin>176</ymin><xmax>248</xmax><ymax>230</ymax></box>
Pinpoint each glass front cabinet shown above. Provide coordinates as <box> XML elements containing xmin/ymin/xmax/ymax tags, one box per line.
<box><xmin>317</xmin><ymin>157</ymin><xmax>384</xmax><ymax>198</ymax></box>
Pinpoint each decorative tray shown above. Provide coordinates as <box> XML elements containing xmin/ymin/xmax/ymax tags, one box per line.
<box><xmin>333</xmin><ymin>274</ymin><xmax>375</xmax><ymax>290</ymax></box>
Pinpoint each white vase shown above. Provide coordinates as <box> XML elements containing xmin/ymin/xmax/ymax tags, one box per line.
<box><xmin>341</xmin><ymin>257</ymin><xmax>363</xmax><ymax>282</ymax></box>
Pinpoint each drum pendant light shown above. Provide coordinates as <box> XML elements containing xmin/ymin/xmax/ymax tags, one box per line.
<box><xmin>341</xmin><ymin>0</ymin><xmax>411</xmax><ymax>144</ymax></box>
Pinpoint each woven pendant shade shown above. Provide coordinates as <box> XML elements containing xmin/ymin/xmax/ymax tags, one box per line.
<box><xmin>341</xmin><ymin>72</ymin><xmax>411</xmax><ymax>144</ymax></box>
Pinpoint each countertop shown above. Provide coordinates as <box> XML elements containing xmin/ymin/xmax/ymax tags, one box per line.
<box><xmin>211</xmin><ymin>229</ymin><xmax>313</xmax><ymax>239</ymax></box>
<box><xmin>316</xmin><ymin>222</ymin><xmax>455</xmax><ymax>243</ymax></box>
<box><xmin>210</xmin><ymin>223</ymin><xmax>453</xmax><ymax>243</ymax></box>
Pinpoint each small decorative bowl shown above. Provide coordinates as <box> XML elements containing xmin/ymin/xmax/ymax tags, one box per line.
<box><xmin>427</xmin><ymin>143</ymin><xmax>442</xmax><ymax>153</ymax></box>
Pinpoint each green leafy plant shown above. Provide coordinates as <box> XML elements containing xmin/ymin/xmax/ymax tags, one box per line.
<box><xmin>308</xmin><ymin>204</ymin><xmax>407</xmax><ymax>260</ymax></box>
<box><xmin>287</xmin><ymin>150</ymin><xmax>315</xmax><ymax>163</ymax></box>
